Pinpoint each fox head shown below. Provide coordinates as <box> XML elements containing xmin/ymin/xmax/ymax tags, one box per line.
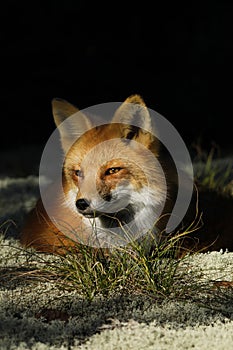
<box><xmin>52</xmin><ymin>95</ymin><xmax>167</xmax><ymax>241</ymax></box>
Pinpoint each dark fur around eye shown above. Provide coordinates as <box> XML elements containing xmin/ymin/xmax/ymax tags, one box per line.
<box><xmin>74</xmin><ymin>169</ymin><xmax>83</xmax><ymax>177</ymax></box>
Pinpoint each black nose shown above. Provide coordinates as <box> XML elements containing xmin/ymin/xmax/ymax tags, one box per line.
<box><xmin>76</xmin><ymin>198</ymin><xmax>90</xmax><ymax>211</ymax></box>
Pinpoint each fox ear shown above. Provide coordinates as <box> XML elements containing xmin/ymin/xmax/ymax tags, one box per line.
<box><xmin>52</xmin><ymin>98</ymin><xmax>80</xmax><ymax>127</ymax></box>
<box><xmin>112</xmin><ymin>94</ymin><xmax>152</xmax><ymax>132</ymax></box>
<box><xmin>112</xmin><ymin>94</ymin><xmax>158</xmax><ymax>151</ymax></box>
<box><xmin>52</xmin><ymin>98</ymin><xmax>92</xmax><ymax>153</ymax></box>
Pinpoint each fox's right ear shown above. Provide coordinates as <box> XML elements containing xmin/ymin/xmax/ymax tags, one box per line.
<box><xmin>52</xmin><ymin>98</ymin><xmax>92</xmax><ymax>153</ymax></box>
<box><xmin>52</xmin><ymin>98</ymin><xmax>79</xmax><ymax>127</ymax></box>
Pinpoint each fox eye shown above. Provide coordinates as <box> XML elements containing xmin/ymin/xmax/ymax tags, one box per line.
<box><xmin>105</xmin><ymin>167</ymin><xmax>122</xmax><ymax>176</ymax></box>
<box><xmin>74</xmin><ymin>169</ymin><xmax>83</xmax><ymax>177</ymax></box>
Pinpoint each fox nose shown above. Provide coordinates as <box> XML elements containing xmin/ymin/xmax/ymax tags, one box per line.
<box><xmin>76</xmin><ymin>198</ymin><xmax>90</xmax><ymax>211</ymax></box>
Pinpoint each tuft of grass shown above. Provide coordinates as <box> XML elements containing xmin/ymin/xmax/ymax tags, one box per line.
<box><xmin>0</xmin><ymin>207</ymin><xmax>208</xmax><ymax>304</ymax></box>
<box><xmin>16</xmin><ymin>218</ymin><xmax>204</xmax><ymax>302</ymax></box>
<box><xmin>193</xmin><ymin>143</ymin><xmax>233</xmax><ymax>194</ymax></box>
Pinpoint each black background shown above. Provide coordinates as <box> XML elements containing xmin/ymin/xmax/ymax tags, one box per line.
<box><xmin>1</xmin><ymin>1</ymin><xmax>233</xmax><ymax>154</ymax></box>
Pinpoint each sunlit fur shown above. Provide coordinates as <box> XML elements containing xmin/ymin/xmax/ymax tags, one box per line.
<box><xmin>21</xmin><ymin>95</ymin><xmax>171</xmax><ymax>251</ymax></box>
<box><xmin>61</xmin><ymin>113</ymin><xmax>167</xmax><ymax>247</ymax></box>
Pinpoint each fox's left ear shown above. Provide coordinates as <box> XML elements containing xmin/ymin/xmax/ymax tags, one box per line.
<box><xmin>112</xmin><ymin>94</ymin><xmax>159</xmax><ymax>151</ymax></box>
<box><xmin>112</xmin><ymin>95</ymin><xmax>151</xmax><ymax>130</ymax></box>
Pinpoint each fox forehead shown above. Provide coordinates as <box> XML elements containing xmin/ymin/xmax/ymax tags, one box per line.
<box><xmin>64</xmin><ymin>123</ymin><xmax>139</xmax><ymax>167</ymax></box>
<box><xmin>73</xmin><ymin>123</ymin><xmax>123</xmax><ymax>149</ymax></box>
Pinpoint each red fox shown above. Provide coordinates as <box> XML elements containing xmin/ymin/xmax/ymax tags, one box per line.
<box><xmin>20</xmin><ymin>95</ymin><xmax>233</xmax><ymax>256</ymax></box>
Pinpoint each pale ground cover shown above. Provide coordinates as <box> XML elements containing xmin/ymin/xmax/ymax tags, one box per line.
<box><xmin>0</xmin><ymin>232</ymin><xmax>233</xmax><ymax>350</ymax></box>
